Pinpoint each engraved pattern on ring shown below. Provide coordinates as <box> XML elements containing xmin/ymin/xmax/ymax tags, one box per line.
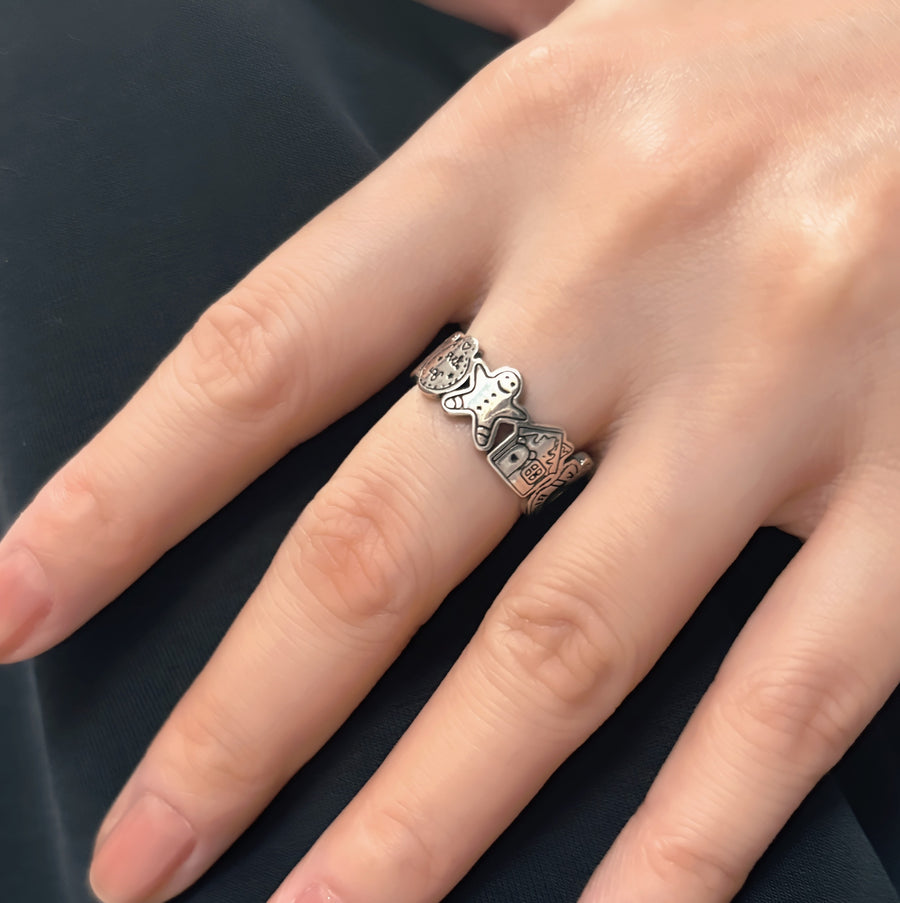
<box><xmin>412</xmin><ymin>331</ymin><xmax>594</xmax><ymax>513</ymax></box>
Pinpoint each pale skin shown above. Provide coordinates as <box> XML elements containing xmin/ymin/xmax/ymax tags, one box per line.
<box><xmin>0</xmin><ymin>0</ymin><xmax>899</xmax><ymax>901</ymax></box>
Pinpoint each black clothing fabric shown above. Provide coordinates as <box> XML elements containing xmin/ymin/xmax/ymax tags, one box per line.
<box><xmin>1</xmin><ymin>2</ymin><xmax>898</xmax><ymax>901</ymax></box>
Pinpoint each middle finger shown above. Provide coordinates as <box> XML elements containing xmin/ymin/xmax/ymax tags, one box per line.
<box><xmin>87</xmin><ymin>318</ymin><xmax>621</xmax><ymax>903</ymax></box>
<box><xmin>267</xmin><ymin>350</ymin><xmax>790</xmax><ymax>903</ymax></box>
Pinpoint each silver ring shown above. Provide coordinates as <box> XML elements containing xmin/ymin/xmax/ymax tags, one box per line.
<box><xmin>411</xmin><ymin>331</ymin><xmax>594</xmax><ymax>514</ymax></box>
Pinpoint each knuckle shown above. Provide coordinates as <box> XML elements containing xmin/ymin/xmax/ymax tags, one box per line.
<box><xmin>756</xmin><ymin>184</ymin><xmax>900</xmax><ymax>355</ymax></box>
<box><xmin>640</xmin><ymin>827</ymin><xmax>744</xmax><ymax>897</ymax></box>
<box><xmin>478</xmin><ymin>33</ymin><xmax>619</xmax><ymax>139</ymax></box>
<box><xmin>173</xmin><ymin>280</ymin><xmax>304</xmax><ymax>419</ymax></box>
<box><xmin>612</xmin><ymin>108</ymin><xmax>761</xmax><ymax>242</ymax></box>
<box><xmin>717</xmin><ymin>656</ymin><xmax>868</xmax><ymax>766</ymax></box>
<box><xmin>166</xmin><ymin>696</ymin><xmax>268</xmax><ymax>793</ymax></box>
<box><xmin>281</xmin><ymin>468</ymin><xmax>427</xmax><ymax>632</ymax></box>
<box><xmin>37</xmin><ymin>456</ymin><xmax>141</xmax><ymax>562</ymax></box>
<box><xmin>356</xmin><ymin>799</ymin><xmax>438</xmax><ymax>892</ymax></box>
<box><xmin>750</xmin><ymin>225</ymin><xmax>854</xmax><ymax>351</ymax></box>
<box><xmin>488</xmin><ymin>571</ymin><xmax>632</xmax><ymax>710</ymax></box>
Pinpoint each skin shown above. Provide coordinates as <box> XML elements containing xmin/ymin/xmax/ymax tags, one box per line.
<box><xmin>411</xmin><ymin>0</ymin><xmax>573</xmax><ymax>38</ymax></box>
<box><xmin>1</xmin><ymin>0</ymin><xmax>899</xmax><ymax>901</ymax></box>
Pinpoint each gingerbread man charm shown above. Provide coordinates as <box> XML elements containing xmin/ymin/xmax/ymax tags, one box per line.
<box><xmin>441</xmin><ymin>359</ymin><xmax>529</xmax><ymax>450</ymax></box>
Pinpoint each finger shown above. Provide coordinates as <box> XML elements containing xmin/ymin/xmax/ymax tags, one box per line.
<box><xmin>264</xmin><ymin>385</ymin><xmax>787</xmax><ymax>903</ymax></box>
<box><xmin>0</xmin><ymin>106</ymin><xmax>499</xmax><ymax>663</ymax></box>
<box><xmin>86</xmin><ymin>310</ymin><xmax>623</xmax><ymax>903</ymax></box>
<box><xmin>85</xmin><ymin>386</ymin><xmax>516</xmax><ymax>903</ymax></box>
<box><xmin>580</xmin><ymin>474</ymin><xmax>900</xmax><ymax>903</ymax></box>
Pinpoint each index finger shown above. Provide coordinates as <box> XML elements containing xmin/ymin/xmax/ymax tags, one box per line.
<box><xmin>0</xmin><ymin>108</ymin><xmax>500</xmax><ymax>663</ymax></box>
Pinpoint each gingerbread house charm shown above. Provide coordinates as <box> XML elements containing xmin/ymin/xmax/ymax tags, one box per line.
<box><xmin>487</xmin><ymin>422</ymin><xmax>574</xmax><ymax>498</ymax></box>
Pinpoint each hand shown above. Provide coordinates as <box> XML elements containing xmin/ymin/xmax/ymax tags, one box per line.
<box><xmin>2</xmin><ymin>0</ymin><xmax>899</xmax><ymax>901</ymax></box>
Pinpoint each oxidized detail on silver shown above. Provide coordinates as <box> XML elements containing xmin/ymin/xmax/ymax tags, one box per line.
<box><xmin>411</xmin><ymin>331</ymin><xmax>594</xmax><ymax>514</ymax></box>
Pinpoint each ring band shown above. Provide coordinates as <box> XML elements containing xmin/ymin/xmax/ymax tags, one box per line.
<box><xmin>411</xmin><ymin>331</ymin><xmax>594</xmax><ymax>514</ymax></box>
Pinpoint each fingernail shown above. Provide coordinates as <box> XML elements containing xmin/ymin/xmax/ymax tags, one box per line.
<box><xmin>292</xmin><ymin>885</ymin><xmax>342</xmax><ymax>903</ymax></box>
<box><xmin>93</xmin><ymin>793</ymin><xmax>131</xmax><ymax>856</ymax></box>
<box><xmin>89</xmin><ymin>792</ymin><xmax>196</xmax><ymax>903</ymax></box>
<box><xmin>0</xmin><ymin>545</ymin><xmax>53</xmax><ymax>659</ymax></box>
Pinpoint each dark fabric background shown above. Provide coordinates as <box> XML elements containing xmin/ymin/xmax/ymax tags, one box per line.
<box><xmin>1</xmin><ymin>1</ymin><xmax>898</xmax><ymax>901</ymax></box>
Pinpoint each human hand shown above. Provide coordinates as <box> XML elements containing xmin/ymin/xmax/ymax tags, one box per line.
<box><xmin>2</xmin><ymin>0</ymin><xmax>899</xmax><ymax>901</ymax></box>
